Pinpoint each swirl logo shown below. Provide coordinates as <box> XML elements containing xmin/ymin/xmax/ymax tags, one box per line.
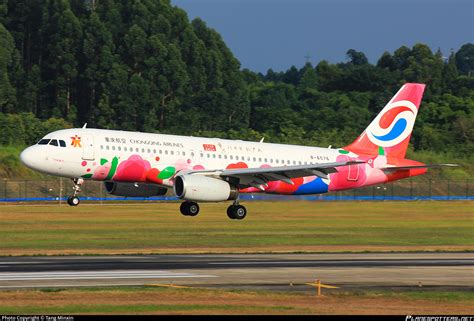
<box><xmin>366</xmin><ymin>100</ymin><xmax>418</xmax><ymax>147</ymax></box>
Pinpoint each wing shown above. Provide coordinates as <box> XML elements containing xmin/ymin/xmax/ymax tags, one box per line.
<box><xmin>179</xmin><ymin>160</ymin><xmax>365</xmax><ymax>191</ymax></box>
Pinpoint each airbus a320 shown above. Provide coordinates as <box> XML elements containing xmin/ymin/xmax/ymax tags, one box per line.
<box><xmin>20</xmin><ymin>83</ymin><xmax>456</xmax><ymax>219</ymax></box>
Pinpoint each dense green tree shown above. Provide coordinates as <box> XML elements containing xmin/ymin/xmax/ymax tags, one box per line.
<box><xmin>0</xmin><ymin>0</ymin><xmax>472</xmax><ymax>160</ymax></box>
<box><xmin>346</xmin><ymin>49</ymin><xmax>368</xmax><ymax>65</ymax></box>
<box><xmin>0</xmin><ymin>23</ymin><xmax>16</xmax><ymax>113</ymax></box>
<box><xmin>39</xmin><ymin>0</ymin><xmax>82</xmax><ymax>122</ymax></box>
<box><xmin>80</xmin><ymin>11</ymin><xmax>116</xmax><ymax>127</ymax></box>
<box><xmin>455</xmin><ymin>43</ymin><xmax>474</xmax><ymax>75</ymax></box>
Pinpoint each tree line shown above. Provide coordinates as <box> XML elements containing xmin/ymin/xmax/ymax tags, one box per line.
<box><xmin>0</xmin><ymin>0</ymin><xmax>472</xmax><ymax>157</ymax></box>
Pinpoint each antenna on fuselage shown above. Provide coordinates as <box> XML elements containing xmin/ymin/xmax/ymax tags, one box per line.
<box><xmin>82</xmin><ymin>123</ymin><xmax>88</xmax><ymax>128</ymax></box>
<box><xmin>259</xmin><ymin>137</ymin><xmax>265</xmax><ymax>143</ymax></box>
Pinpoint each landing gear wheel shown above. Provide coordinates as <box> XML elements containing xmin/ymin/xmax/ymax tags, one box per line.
<box><xmin>227</xmin><ymin>204</ymin><xmax>247</xmax><ymax>220</ymax></box>
<box><xmin>67</xmin><ymin>196</ymin><xmax>80</xmax><ymax>206</ymax></box>
<box><xmin>180</xmin><ymin>201</ymin><xmax>200</xmax><ymax>216</ymax></box>
<box><xmin>227</xmin><ymin>205</ymin><xmax>236</xmax><ymax>219</ymax></box>
<box><xmin>233</xmin><ymin>205</ymin><xmax>247</xmax><ymax>220</ymax></box>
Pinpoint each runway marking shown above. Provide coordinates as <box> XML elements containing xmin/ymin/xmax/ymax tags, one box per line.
<box><xmin>0</xmin><ymin>261</ymin><xmax>43</xmax><ymax>264</ymax></box>
<box><xmin>0</xmin><ymin>270</ymin><xmax>216</xmax><ymax>281</ymax></box>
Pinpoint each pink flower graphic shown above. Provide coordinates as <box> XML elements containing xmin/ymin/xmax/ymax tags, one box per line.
<box><xmin>113</xmin><ymin>155</ymin><xmax>151</xmax><ymax>182</ymax></box>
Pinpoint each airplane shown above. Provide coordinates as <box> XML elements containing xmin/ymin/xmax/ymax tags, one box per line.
<box><xmin>20</xmin><ymin>83</ymin><xmax>456</xmax><ymax>220</ymax></box>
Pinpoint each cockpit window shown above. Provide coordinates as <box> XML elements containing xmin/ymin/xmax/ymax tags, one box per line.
<box><xmin>49</xmin><ymin>139</ymin><xmax>58</xmax><ymax>146</ymax></box>
<box><xmin>37</xmin><ymin>139</ymin><xmax>50</xmax><ymax>145</ymax></box>
<box><xmin>59</xmin><ymin>140</ymin><xmax>66</xmax><ymax>147</ymax></box>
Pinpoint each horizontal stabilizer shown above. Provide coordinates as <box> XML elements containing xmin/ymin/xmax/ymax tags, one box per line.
<box><xmin>381</xmin><ymin>163</ymin><xmax>458</xmax><ymax>173</ymax></box>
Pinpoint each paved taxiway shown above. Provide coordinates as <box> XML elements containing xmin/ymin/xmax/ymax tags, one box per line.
<box><xmin>0</xmin><ymin>253</ymin><xmax>472</xmax><ymax>290</ymax></box>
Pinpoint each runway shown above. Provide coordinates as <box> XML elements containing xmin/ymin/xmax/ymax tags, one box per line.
<box><xmin>0</xmin><ymin>253</ymin><xmax>472</xmax><ymax>290</ymax></box>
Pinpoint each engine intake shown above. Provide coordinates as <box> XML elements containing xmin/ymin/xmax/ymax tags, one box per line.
<box><xmin>174</xmin><ymin>175</ymin><xmax>238</xmax><ymax>202</ymax></box>
<box><xmin>104</xmin><ymin>182</ymin><xmax>168</xmax><ymax>197</ymax></box>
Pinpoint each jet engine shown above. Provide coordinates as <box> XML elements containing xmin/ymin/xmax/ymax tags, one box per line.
<box><xmin>173</xmin><ymin>174</ymin><xmax>238</xmax><ymax>202</ymax></box>
<box><xmin>104</xmin><ymin>182</ymin><xmax>168</xmax><ymax>197</ymax></box>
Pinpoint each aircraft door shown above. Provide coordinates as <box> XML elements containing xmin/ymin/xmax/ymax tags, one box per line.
<box><xmin>82</xmin><ymin>134</ymin><xmax>95</xmax><ymax>160</ymax></box>
<box><xmin>347</xmin><ymin>163</ymin><xmax>359</xmax><ymax>181</ymax></box>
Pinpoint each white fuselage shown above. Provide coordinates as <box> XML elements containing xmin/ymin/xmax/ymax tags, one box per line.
<box><xmin>20</xmin><ymin>128</ymin><xmax>343</xmax><ymax>188</ymax></box>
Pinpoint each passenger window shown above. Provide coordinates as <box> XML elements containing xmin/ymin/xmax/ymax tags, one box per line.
<box><xmin>37</xmin><ymin>139</ymin><xmax>50</xmax><ymax>145</ymax></box>
<box><xmin>106</xmin><ymin>146</ymin><xmax>110</xmax><ymax>150</ymax></box>
<box><xmin>141</xmin><ymin>148</ymin><xmax>145</xmax><ymax>153</ymax></box>
<box><xmin>118</xmin><ymin>146</ymin><xmax>121</xmax><ymax>151</ymax></box>
<box><xmin>191</xmin><ymin>152</ymin><xmax>195</xmax><ymax>157</ymax></box>
<box><xmin>135</xmin><ymin>148</ymin><xmax>139</xmax><ymax>152</ymax></box>
<box><xmin>170</xmin><ymin>151</ymin><xmax>174</xmax><ymax>155</ymax></box>
<box><xmin>212</xmin><ymin>154</ymin><xmax>216</xmax><ymax>158</ymax></box>
<box><xmin>59</xmin><ymin>140</ymin><xmax>66</xmax><ymax>147</ymax></box>
<box><xmin>230</xmin><ymin>155</ymin><xmax>233</xmax><ymax>160</ymax></box>
<box><xmin>147</xmin><ymin>149</ymin><xmax>151</xmax><ymax>153</ymax></box>
<box><xmin>165</xmin><ymin>150</ymin><xmax>168</xmax><ymax>155</ymax></box>
<box><xmin>112</xmin><ymin>146</ymin><xmax>115</xmax><ymax>151</ymax></box>
<box><xmin>49</xmin><ymin>139</ymin><xmax>58</xmax><ymax>146</ymax></box>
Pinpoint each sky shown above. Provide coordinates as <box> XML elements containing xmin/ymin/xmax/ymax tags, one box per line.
<box><xmin>171</xmin><ymin>0</ymin><xmax>474</xmax><ymax>73</ymax></box>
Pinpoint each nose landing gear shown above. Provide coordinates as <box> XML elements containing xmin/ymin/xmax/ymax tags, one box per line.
<box><xmin>67</xmin><ymin>178</ymin><xmax>84</xmax><ymax>206</ymax></box>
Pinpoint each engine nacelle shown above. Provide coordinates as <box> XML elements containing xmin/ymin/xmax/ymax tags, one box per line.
<box><xmin>173</xmin><ymin>174</ymin><xmax>238</xmax><ymax>202</ymax></box>
<box><xmin>104</xmin><ymin>182</ymin><xmax>168</xmax><ymax>197</ymax></box>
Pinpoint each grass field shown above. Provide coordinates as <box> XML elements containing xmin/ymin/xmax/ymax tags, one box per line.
<box><xmin>0</xmin><ymin>286</ymin><xmax>472</xmax><ymax>315</ymax></box>
<box><xmin>0</xmin><ymin>201</ymin><xmax>472</xmax><ymax>255</ymax></box>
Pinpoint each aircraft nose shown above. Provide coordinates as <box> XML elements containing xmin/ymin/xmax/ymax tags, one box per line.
<box><xmin>20</xmin><ymin>146</ymin><xmax>38</xmax><ymax>169</ymax></box>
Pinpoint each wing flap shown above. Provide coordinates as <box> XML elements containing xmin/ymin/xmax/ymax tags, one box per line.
<box><xmin>220</xmin><ymin>160</ymin><xmax>364</xmax><ymax>188</ymax></box>
<box><xmin>381</xmin><ymin>163</ymin><xmax>458</xmax><ymax>173</ymax></box>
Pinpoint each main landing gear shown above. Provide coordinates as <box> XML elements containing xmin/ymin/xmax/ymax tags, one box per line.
<box><xmin>67</xmin><ymin>178</ymin><xmax>83</xmax><ymax>206</ymax></box>
<box><xmin>180</xmin><ymin>201</ymin><xmax>200</xmax><ymax>216</ymax></box>
<box><xmin>179</xmin><ymin>200</ymin><xmax>247</xmax><ymax>220</ymax></box>
<box><xmin>226</xmin><ymin>201</ymin><xmax>247</xmax><ymax>220</ymax></box>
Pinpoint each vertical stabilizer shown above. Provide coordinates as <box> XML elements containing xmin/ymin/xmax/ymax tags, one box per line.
<box><xmin>344</xmin><ymin>83</ymin><xmax>425</xmax><ymax>159</ymax></box>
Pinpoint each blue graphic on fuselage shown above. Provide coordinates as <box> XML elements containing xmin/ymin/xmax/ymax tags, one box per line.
<box><xmin>294</xmin><ymin>177</ymin><xmax>329</xmax><ymax>195</ymax></box>
<box><xmin>372</xmin><ymin>118</ymin><xmax>407</xmax><ymax>142</ymax></box>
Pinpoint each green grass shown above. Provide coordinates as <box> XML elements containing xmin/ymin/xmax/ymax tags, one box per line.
<box><xmin>0</xmin><ymin>201</ymin><xmax>472</xmax><ymax>255</ymax></box>
<box><xmin>335</xmin><ymin>289</ymin><xmax>474</xmax><ymax>302</ymax></box>
<box><xmin>0</xmin><ymin>303</ymin><xmax>298</xmax><ymax>314</ymax></box>
<box><xmin>0</xmin><ymin>286</ymin><xmax>471</xmax><ymax>315</ymax></box>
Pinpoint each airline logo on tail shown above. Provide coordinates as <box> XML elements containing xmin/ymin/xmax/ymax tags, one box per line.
<box><xmin>344</xmin><ymin>83</ymin><xmax>425</xmax><ymax>158</ymax></box>
<box><xmin>366</xmin><ymin>100</ymin><xmax>418</xmax><ymax>147</ymax></box>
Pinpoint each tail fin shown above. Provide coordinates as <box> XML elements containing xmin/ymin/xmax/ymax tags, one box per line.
<box><xmin>344</xmin><ymin>83</ymin><xmax>425</xmax><ymax>159</ymax></box>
